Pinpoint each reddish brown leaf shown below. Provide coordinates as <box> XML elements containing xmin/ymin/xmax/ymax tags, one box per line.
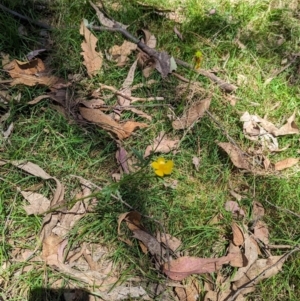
<box><xmin>163</xmin><ymin>255</ymin><xmax>233</xmax><ymax>281</ymax></box>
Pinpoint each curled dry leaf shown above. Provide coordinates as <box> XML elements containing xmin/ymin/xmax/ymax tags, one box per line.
<box><xmin>144</xmin><ymin>131</ymin><xmax>179</xmax><ymax>157</ymax></box>
<box><xmin>79</xmin><ymin>21</ymin><xmax>103</xmax><ymax>77</ymax></box>
<box><xmin>175</xmin><ymin>279</ymin><xmax>200</xmax><ymax>301</ymax></box>
<box><xmin>232</xmin><ymin>223</ymin><xmax>245</xmax><ymax>246</ymax></box>
<box><xmin>116</xmin><ymin>146</ymin><xmax>130</xmax><ymax>174</ymax></box>
<box><xmin>232</xmin><ymin>234</ymin><xmax>259</xmax><ymax>282</ymax></box>
<box><xmin>228</xmin><ymin>242</ymin><xmax>248</xmax><ymax>268</ymax></box>
<box><xmin>274</xmin><ymin>157</ymin><xmax>299</xmax><ymax>171</ymax></box>
<box><xmin>172</xmin><ymin>97</ymin><xmax>211</xmax><ymax>130</ymax></box>
<box><xmin>3</xmin><ymin>58</ymin><xmax>58</xmax><ymax>87</ymax></box>
<box><xmin>79</xmin><ymin>107</ymin><xmax>148</xmax><ymax>140</ymax></box>
<box><xmin>218</xmin><ymin>142</ymin><xmax>251</xmax><ymax>170</ymax></box>
<box><xmin>163</xmin><ymin>254</ymin><xmax>233</xmax><ymax>281</ymax></box>
<box><xmin>274</xmin><ymin>111</ymin><xmax>299</xmax><ymax>136</ymax></box>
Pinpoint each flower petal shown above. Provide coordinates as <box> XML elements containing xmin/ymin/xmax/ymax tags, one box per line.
<box><xmin>151</xmin><ymin>161</ymin><xmax>160</xmax><ymax>169</ymax></box>
<box><xmin>154</xmin><ymin>169</ymin><xmax>164</xmax><ymax>177</ymax></box>
<box><xmin>163</xmin><ymin>160</ymin><xmax>174</xmax><ymax>175</ymax></box>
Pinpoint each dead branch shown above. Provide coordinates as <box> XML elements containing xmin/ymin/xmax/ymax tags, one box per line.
<box><xmin>88</xmin><ymin>3</ymin><xmax>237</xmax><ymax>92</ymax></box>
<box><xmin>0</xmin><ymin>3</ymin><xmax>52</xmax><ymax>30</ymax></box>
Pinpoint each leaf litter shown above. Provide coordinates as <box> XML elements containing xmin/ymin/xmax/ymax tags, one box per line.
<box><xmin>2</xmin><ymin>2</ymin><xmax>300</xmax><ymax>300</ymax></box>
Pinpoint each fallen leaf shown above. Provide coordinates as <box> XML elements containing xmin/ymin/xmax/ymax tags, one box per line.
<box><xmin>228</xmin><ymin>242</ymin><xmax>248</xmax><ymax>268</ymax></box>
<box><xmin>172</xmin><ymin>97</ymin><xmax>211</xmax><ymax>130</ymax></box>
<box><xmin>233</xmin><ymin>255</ymin><xmax>286</xmax><ymax>296</ymax></box>
<box><xmin>79</xmin><ymin>107</ymin><xmax>148</xmax><ymax>139</ymax></box>
<box><xmin>225</xmin><ymin>201</ymin><xmax>245</xmax><ymax>217</ymax></box>
<box><xmin>2</xmin><ymin>122</ymin><xmax>13</xmax><ymax>139</ymax></box>
<box><xmin>42</xmin><ymin>234</ymin><xmax>62</xmax><ymax>265</ymax></box>
<box><xmin>175</xmin><ymin>279</ymin><xmax>200</xmax><ymax>301</ymax></box>
<box><xmin>155</xmin><ymin>51</ymin><xmax>173</xmax><ymax>78</ymax></box>
<box><xmin>252</xmin><ymin>201</ymin><xmax>265</xmax><ymax>219</ymax></box>
<box><xmin>28</xmin><ymin>94</ymin><xmax>50</xmax><ymax>105</ymax></box>
<box><xmin>274</xmin><ymin>112</ymin><xmax>299</xmax><ymax>136</ymax></box>
<box><xmin>218</xmin><ymin>142</ymin><xmax>251</xmax><ymax>170</ymax></box>
<box><xmin>253</xmin><ymin>220</ymin><xmax>269</xmax><ymax>244</ymax></box>
<box><xmin>156</xmin><ymin>232</ymin><xmax>181</xmax><ymax>252</ymax></box>
<box><xmin>133</xmin><ymin>229</ymin><xmax>163</xmax><ymax>256</ymax></box>
<box><xmin>21</xmin><ymin>191</ymin><xmax>51</xmax><ymax>215</ymax></box>
<box><xmin>192</xmin><ymin>156</ymin><xmax>200</xmax><ymax>171</ymax></box>
<box><xmin>144</xmin><ymin>132</ymin><xmax>179</xmax><ymax>157</ymax></box>
<box><xmin>3</xmin><ymin>58</ymin><xmax>58</xmax><ymax>87</ymax></box>
<box><xmin>117</xmin><ymin>211</ymin><xmax>143</xmax><ymax>235</ymax></box>
<box><xmin>232</xmin><ymin>234</ymin><xmax>258</xmax><ymax>282</ymax></box>
<box><xmin>109</xmin><ymin>40</ymin><xmax>137</xmax><ymax>67</ymax></box>
<box><xmin>232</xmin><ymin>223</ymin><xmax>245</xmax><ymax>246</ymax></box>
<box><xmin>274</xmin><ymin>158</ymin><xmax>299</xmax><ymax>171</ymax></box>
<box><xmin>80</xmin><ymin>21</ymin><xmax>103</xmax><ymax>77</ymax></box>
<box><xmin>163</xmin><ymin>254</ymin><xmax>233</xmax><ymax>281</ymax></box>
<box><xmin>116</xmin><ymin>146</ymin><xmax>130</xmax><ymax>174</ymax></box>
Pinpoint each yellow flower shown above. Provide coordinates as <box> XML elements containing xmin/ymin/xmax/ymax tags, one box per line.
<box><xmin>193</xmin><ymin>50</ymin><xmax>203</xmax><ymax>70</ymax></box>
<box><xmin>151</xmin><ymin>157</ymin><xmax>174</xmax><ymax>177</ymax></box>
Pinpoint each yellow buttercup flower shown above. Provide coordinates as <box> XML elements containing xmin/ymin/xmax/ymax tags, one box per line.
<box><xmin>151</xmin><ymin>157</ymin><xmax>174</xmax><ymax>177</ymax></box>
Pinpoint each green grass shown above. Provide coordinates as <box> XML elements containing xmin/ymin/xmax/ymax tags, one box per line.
<box><xmin>1</xmin><ymin>0</ymin><xmax>300</xmax><ymax>300</ymax></box>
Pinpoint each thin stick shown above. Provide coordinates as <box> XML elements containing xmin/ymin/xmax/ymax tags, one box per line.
<box><xmin>264</xmin><ymin>198</ymin><xmax>300</xmax><ymax>219</ymax></box>
<box><xmin>227</xmin><ymin>245</ymin><xmax>300</xmax><ymax>301</ymax></box>
<box><xmin>0</xmin><ymin>3</ymin><xmax>52</xmax><ymax>30</ymax></box>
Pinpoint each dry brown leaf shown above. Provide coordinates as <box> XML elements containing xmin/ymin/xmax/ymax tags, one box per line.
<box><xmin>232</xmin><ymin>223</ymin><xmax>245</xmax><ymax>246</ymax></box>
<box><xmin>175</xmin><ymin>279</ymin><xmax>200</xmax><ymax>301</ymax></box>
<box><xmin>156</xmin><ymin>232</ymin><xmax>181</xmax><ymax>252</ymax></box>
<box><xmin>232</xmin><ymin>234</ymin><xmax>258</xmax><ymax>282</ymax></box>
<box><xmin>79</xmin><ymin>107</ymin><xmax>148</xmax><ymax>139</ymax></box>
<box><xmin>172</xmin><ymin>97</ymin><xmax>211</xmax><ymax>130</ymax></box>
<box><xmin>21</xmin><ymin>191</ymin><xmax>51</xmax><ymax>215</ymax></box>
<box><xmin>117</xmin><ymin>211</ymin><xmax>143</xmax><ymax>235</ymax></box>
<box><xmin>233</xmin><ymin>255</ymin><xmax>286</xmax><ymax>296</ymax></box>
<box><xmin>228</xmin><ymin>243</ymin><xmax>248</xmax><ymax>268</ymax></box>
<box><xmin>253</xmin><ymin>220</ymin><xmax>269</xmax><ymax>244</ymax></box>
<box><xmin>252</xmin><ymin>201</ymin><xmax>265</xmax><ymax>219</ymax></box>
<box><xmin>42</xmin><ymin>234</ymin><xmax>62</xmax><ymax>265</ymax></box>
<box><xmin>3</xmin><ymin>58</ymin><xmax>58</xmax><ymax>87</ymax></box>
<box><xmin>133</xmin><ymin>229</ymin><xmax>163</xmax><ymax>256</ymax></box>
<box><xmin>28</xmin><ymin>94</ymin><xmax>50</xmax><ymax>105</ymax></box>
<box><xmin>144</xmin><ymin>131</ymin><xmax>179</xmax><ymax>157</ymax></box>
<box><xmin>218</xmin><ymin>142</ymin><xmax>251</xmax><ymax>170</ymax></box>
<box><xmin>274</xmin><ymin>112</ymin><xmax>299</xmax><ymax>136</ymax></box>
<box><xmin>109</xmin><ymin>40</ymin><xmax>137</xmax><ymax>67</ymax></box>
<box><xmin>163</xmin><ymin>254</ymin><xmax>233</xmax><ymax>281</ymax></box>
<box><xmin>274</xmin><ymin>157</ymin><xmax>299</xmax><ymax>171</ymax></box>
<box><xmin>79</xmin><ymin>98</ymin><xmax>105</xmax><ymax>109</ymax></box>
<box><xmin>79</xmin><ymin>21</ymin><xmax>103</xmax><ymax>77</ymax></box>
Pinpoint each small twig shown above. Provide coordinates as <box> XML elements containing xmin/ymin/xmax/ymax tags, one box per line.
<box><xmin>0</xmin><ymin>3</ymin><xmax>52</xmax><ymax>30</ymax></box>
<box><xmin>264</xmin><ymin>198</ymin><xmax>300</xmax><ymax>219</ymax></box>
<box><xmin>227</xmin><ymin>245</ymin><xmax>300</xmax><ymax>301</ymax></box>
<box><xmin>267</xmin><ymin>244</ymin><xmax>292</xmax><ymax>250</ymax></box>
